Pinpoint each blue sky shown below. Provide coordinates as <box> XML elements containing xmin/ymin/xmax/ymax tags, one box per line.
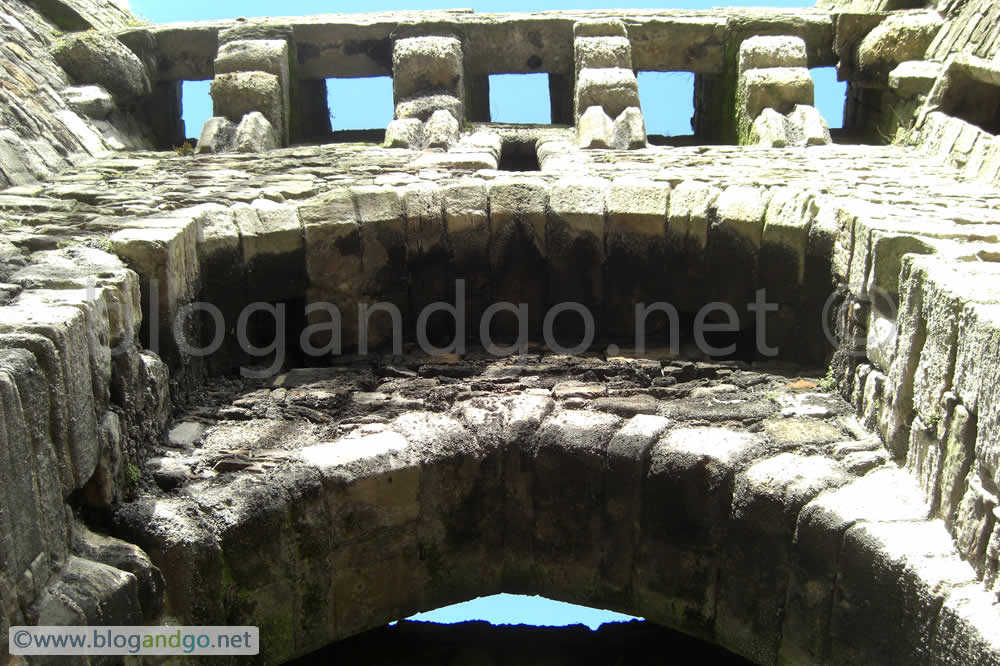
<box><xmin>406</xmin><ymin>593</ymin><xmax>637</xmax><ymax>629</ymax></box>
<box><xmin>133</xmin><ymin>0</ymin><xmax>844</xmax><ymax>140</ymax></box>
<box><xmin>133</xmin><ymin>0</ymin><xmax>835</xmax><ymax>629</ymax></box>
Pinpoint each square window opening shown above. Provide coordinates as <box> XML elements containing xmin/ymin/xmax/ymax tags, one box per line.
<box><xmin>181</xmin><ymin>79</ymin><xmax>212</xmax><ymax>145</ymax></box>
<box><xmin>489</xmin><ymin>73</ymin><xmax>552</xmax><ymax>125</ymax></box>
<box><xmin>810</xmin><ymin>67</ymin><xmax>846</xmax><ymax>131</ymax></box>
<box><xmin>326</xmin><ymin>76</ymin><xmax>394</xmax><ymax>136</ymax></box>
<box><xmin>638</xmin><ymin>71</ymin><xmax>695</xmax><ymax>144</ymax></box>
<box><xmin>498</xmin><ymin>139</ymin><xmax>540</xmax><ymax>172</ymax></box>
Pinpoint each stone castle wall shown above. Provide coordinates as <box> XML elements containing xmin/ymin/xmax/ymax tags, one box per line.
<box><xmin>3</xmin><ymin>0</ymin><xmax>1000</xmax><ymax>663</ymax></box>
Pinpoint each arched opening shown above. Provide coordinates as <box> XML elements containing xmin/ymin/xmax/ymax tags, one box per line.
<box><xmin>290</xmin><ymin>595</ymin><xmax>751</xmax><ymax>664</ymax></box>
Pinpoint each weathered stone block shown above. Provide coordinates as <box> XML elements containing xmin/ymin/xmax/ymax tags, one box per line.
<box><xmin>195</xmin><ymin>116</ymin><xmax>237</xmax><ymax>154</ymax></box>
<box><xmin>488</xmin><ymin>177</ymin><xmax>548</xmax><ymax>340</ymax></box>
<box><xmin>72</xmin><ymin>520</ymin><xmax>165</xmax><ymax>622</ymax></box>
<box><xmin>392</xmin><ymin>36</ymin><xmax>464</xmax><ymax>103</ymax></box>
<box><xmin>708</xmin><ymin>185</ymin><xmax>770</xmax><ymax>305</ymax></box>
<box><xmin>298</xmin><ymin>190</ymin><xmax>362</xmax><ymax>350</ymax></box>
<box><xmin>716</xmin><ymin>453</ymin><xmax>848</xmax><ymax>664</ymax></box>
<box><xmin>394</xmin><ymin>94</ymin><xmax>463</xmax><ymax>122</ymax></box>
<box><xmin>612</xmin><ymin>106</ymin><xmax>647</xmax><ymax>149</ymax></box>
<box><xmin>51</xmin><ymin>32</ymin><xmax>151</xmax><ymax>103</ymax></box>
<box><xmin>0</xmin><ymin>346</ymin><xmax>68</xmax><ymax>571</ymax></box>
<box><xmin>384</xmin><ymin>118</ymin><xmax>424</xmax><ymax>149</ymax></box>
<box><xmin>547</xmin><ymin>177</ymin><xmax>607</xmax><ymax>331</ymax></box>
<box><xmin>62</xmin><ymin>85</ymin><xmax>116</xmax><ymax>119</ymax></box>
<box><xmin>113</xmin><ymin>496</ymin><xmax>225</xmax><ymax>624</ymax></box>
<box><xmin>234</xmin><ymin>200</ymin><xmax>305</xmax><ymax>304</ymax></box>
<box><xmin>738</xmin><ymin>35</ymin><xmax>808</xmax><ymax>74</ymax></box>
<box><xmin>637</xmin><ymin>427</ymin><xmax>763</xmax><ymax>637</ymax></box>
<box><xmin>750</xmin><ymin>107</ymin><xmax>789</xmax><ymax>147</ymax></box>
<box><xmin>889</xmin><ymin>60</ymin><xmax>942</xmax><ymax>98</ymax></box>
<box><xmin>930</xmin><ymin>584</ymin><xmax>1000</xmax><ymax>666</ymax></box>
<box><xmin>110</xmin><ymin>217</ymin><xmax>199</xmax><ymax>357</ymax></box>
<box><xmin>786</xmin><ymin>104</ymin><xmax>832</xmax><ymax>146</ymax></box>
<box><xmin>831</xmin><ymin>520</ymin><xmax>975</xmax><ymax>665</ymax></box>
<box><xmin>0</xmin><ymin>352</ymin><xmax>52</xmax><ymax>591</ymax></box>
<box><xmin>573</xmin><ymin>19</ymin><xmax>627</xmax><ymax>39</ymax></box>
<box><xmin>629</xmin><ymin>17</ymin><xmax>727</xmax><ymax>73</ymax></box>
<box><xmin>34</xmin><ymin>556</ymin><xmax>143</xmax><ymax>627</ymax></box>
<box><xmin>532</xmin><ymin>410</ymin><xmax>621</xmax><ymax>598</ymax></box>
<box><xmin>0</xmin><ymin>302</ymin><xmax>99</xmax><ymax>493</ymax></box>
<box><xmin>739</xmin><ymin>67</ymin><xmax>814</xmax><ymax>124</ymax></box>
<box><xmin>215</xmin><ymin>39</ymin><xmax>289</xmax><ymax>80</ymax></box>
<box><xmin>575</xmin><ymin>68</ymin><xmax>641</xmax><ymax>120</ymax></box>
<box><xmin>666</xmin><ymin>180</ymin><xmax>717</xmax><ymax>311</ymax></box>
<box><xmin>778</xmin><ymin>467</ymin><xmax>930</xmax><ymax>665</ymax></box>
<box><xmin>424</xmin><ymin>109</ymin><xmax>459</xmax><ymax>149</ymax></box>
<box><xmin>602</xmin><ymin>414</ymin><xmax>670</xmax><ymax>598</ymax></box>
<box><xmin>443</xmin><ymin>179</ymin><xmax>490</xmax><ymax>334</ymax></box>
<box><xmin>235</xmin><ymin>111</ymin><xmax>279</xmax><ymax>153</ymax></box>
<box><xmin>575</xmin><ymin>36</ymin><xmax>632</xmax><ymax>74</ymax></box>
<box><xmin>857</xmin><ymin>11</ymin><xmax>942</xmax><ymax>71</ymax></box>
<box><xmin>210</xmin><ymin>71</ymin><xmax>284</xmax><ymax>144</ymax></box>
<box><xmin>577</xmin><ymin>105</ymin><xmax>614</xmax><ymax>149</ymax></box>
<box><xmin>354</xmin><ymin>185</ymin><xmax>407</xmax><ymax>350</ymax></box>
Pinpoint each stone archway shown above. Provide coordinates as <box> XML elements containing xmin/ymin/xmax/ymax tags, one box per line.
<box><xmin>112</xmin><ymin>358</ymin><xmax>989</xmax><ymax>665</ymax></box>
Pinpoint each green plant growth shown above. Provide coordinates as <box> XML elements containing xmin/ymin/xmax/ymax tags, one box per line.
<box><xmin>173</xmin><ymin>141</ymin><xmax>196</xmax><ymax>157</ymax></box>
<box><xmin>56</xmin><ymin>235</ymin><xmax>114</xmax><ymax>252</ymax></box>
<box><xmin>0</xmin><ymin>213</ymin><xmax>26</xmax><ymax>230</ymax></box>
<box><xmin>123</xmin><ymin>463</ymin><xmax>141</xmax><ymax>496</ymax></box>
<box><xmin>817</xmin><ymin>367</ymin><xmax>838</xmax><ymax>393</ymax></box>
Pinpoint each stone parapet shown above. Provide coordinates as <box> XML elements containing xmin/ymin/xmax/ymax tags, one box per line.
<box><xmin>572</xmin><ymin>19</ymin><xmax>646</xmax><ymax>150</ymax></box>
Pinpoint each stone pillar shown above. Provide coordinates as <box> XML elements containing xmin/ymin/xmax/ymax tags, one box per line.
<box><xmin>141</xmin><ymin>80</ymin><xmax>185</xmax><ymax>149</ymax></box>
<box><xmin>464</xmin><ymin>73</ymin><xmax>491</xmax><ymax>123</ymax></box>
<box><xmin>572</xmin><ymin>19</ymin><xmax>646</xmax><ymax>149</ymax></box>
<box><xmin>203</xmin><ymin>33</ymin><xmax>293</xmax><ymax>152</ymax></box>
<box><xmin>386</xmin><ymin>35</ymin><xmax>465</xmax><ymax>151</ymax></box>
<box><xmin>548</xmin><ymin>72</ymin><xmax>574</xmax><ymax>126</ymax></box>
<box><xmin>736</xmin><ymin>36</ymin><xmax>831</xmax><ymax>147</ymax></box>
<box><xmin>295</xmin><ymin>79</ymin><xmax>332</xmax><ymax>143</ymax></box>
<box><xmin>693</xmin><ymin>73</ymin><xmax>729</xmax><ymax>144</ymax></box>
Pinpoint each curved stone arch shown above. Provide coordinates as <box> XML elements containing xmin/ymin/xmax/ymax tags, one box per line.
<box><xmin>115</xmin><ymin>402</ymin><xmax>994</xmax><ymax>665</ymax></box>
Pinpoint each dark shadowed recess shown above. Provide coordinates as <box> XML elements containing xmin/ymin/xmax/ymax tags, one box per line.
<box><xmin>287</xmin><ymin>619</ymin><xmax>752</xmax><ymax>665</ymax></box>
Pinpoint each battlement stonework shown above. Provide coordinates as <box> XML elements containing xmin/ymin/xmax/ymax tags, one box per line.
<box><xmin>3</xmin><ymin>0</ymin><xmax>1000</xmax><ymax>663</ymax></box>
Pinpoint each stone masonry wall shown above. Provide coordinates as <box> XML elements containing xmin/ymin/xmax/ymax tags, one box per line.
<box><xmin>4</xmin><ymin>0</ymin><xmax>1000</xmax><ymax>663</ymax></box>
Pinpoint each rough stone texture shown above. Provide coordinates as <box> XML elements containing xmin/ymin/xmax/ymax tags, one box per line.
<box><xmin>210</xmin><ymin>71</ymin><xmax>284</xmax><ymax>145</ymax></box>
<box><xmin>738</xmin><ymin>67</ymin><xmax>814</xmax><ymax>141</ymax></box>
<box><xmin>392</xmin><ymin>36</ymin><xmax>464</xmax><ymax>103</ymax></box>
<box><xmin>577</xmin><ymin>105</ymin><xmax>614</xmax><ymax>149</ymax></box>
<box><xmin>4</xmin><ymin>2</ymin><xmax>1000</xmax><ymax>664</ymax></box>
<box><xmin>857</xmin><ymin>11</ymin><xmax>942</xmax><ymax>71</ymax></box>
<box><xmin>612</xmin><ymin>107</ymin><xmax>647</xmax><ymax>150</ymax></box>
<box><xmin>890</xmin><ymin>60</ymin><xmax>942</xmax><ymax>98</ymax></box>
<box><xmin>738</xmin><ymin>35</ymin><xmax>808</xmax><ymax>73</ymax></box>
<box><xmin>385</xmin><ymin>118</ymin><xmax>424</xmax><ymax>149</ymax></box>
<box><xmin>62</xmin><ymin>85</ymin><xmax>116</xmax><ymax>119</ymax></box>
<box><xmin>235</xmin><ymin>111</ymin><xmax>279</xmax><ymax>153</ymax></box>
<box><xmin>750</xmin><ymin>108</ymin><xmax>789</xmax><ymax>147</ymax></box>
<box><xmin>425</xmin><ymin>109</ymin><xmax>460</xmax><ymax>149</ymax></box>
<box><xmin>575</xmin><ymin>68</ymin><xmax>641</xmax><ymax>121</ymax></box>
<box><xmin>98</xmin><ymin>354</ymin><xmax>996</xmax><ymax>665</ymax></box>
<box><xmin>195</xmin><ymin>116</ymin><xmax>238</xmax><ymax>154</ymax></box>
<box><xmin>51</xmin><ymin>31</ymin><xmax>152</xmax><ymax>103</ymax></box>
<box><xmin>786</xmin><ymin>104</ymin><xmax>832</xmax><ymax>146</ymax></box>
